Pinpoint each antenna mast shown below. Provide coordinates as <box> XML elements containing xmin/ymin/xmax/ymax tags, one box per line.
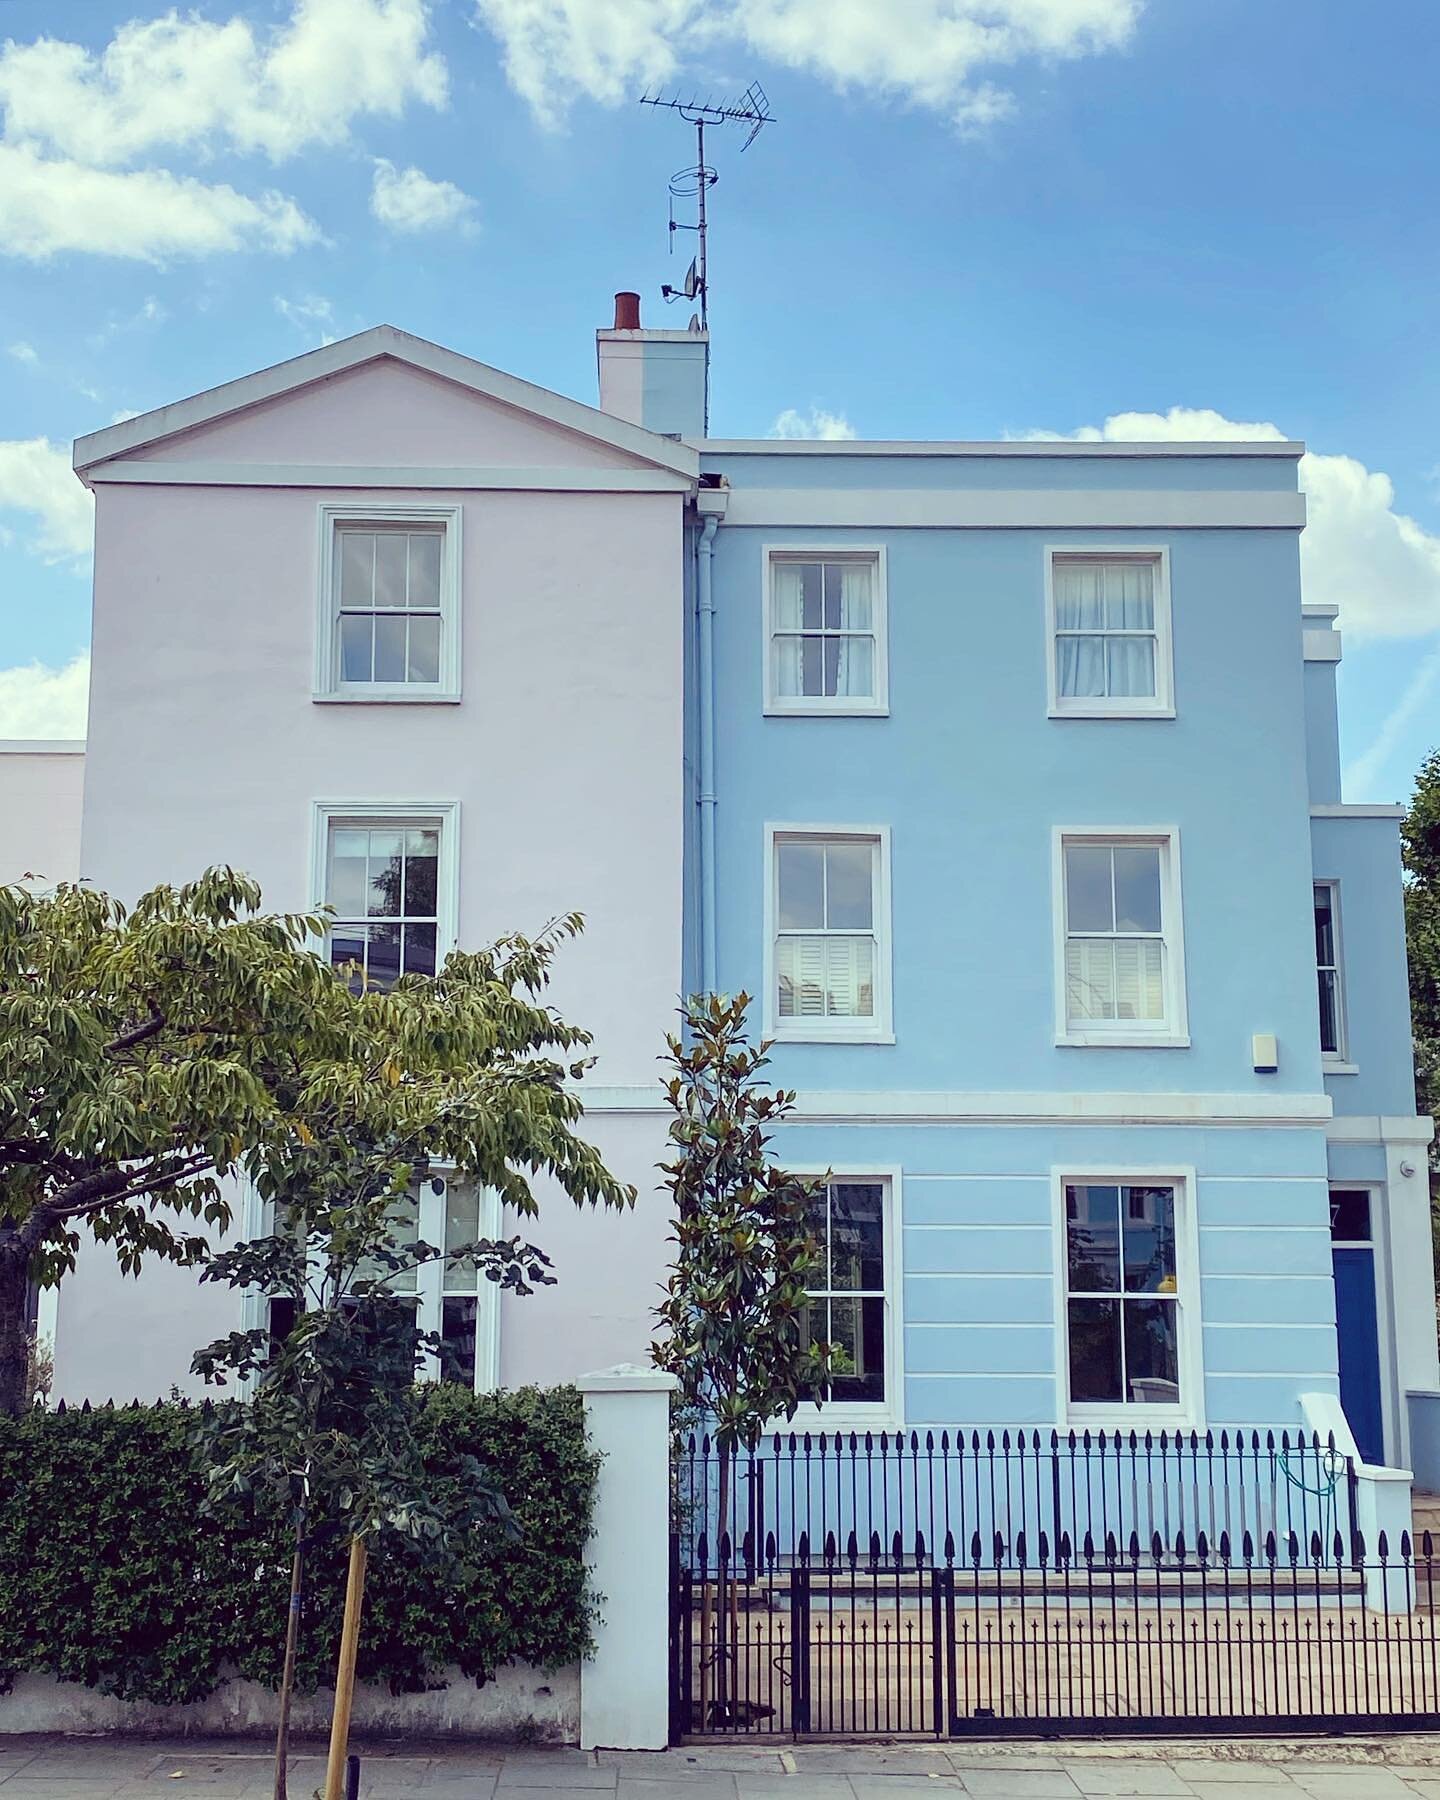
<box><xmin>639</xmin><ymin>82</ymin><xmax>775</xmax><ymax>331</ymax></box>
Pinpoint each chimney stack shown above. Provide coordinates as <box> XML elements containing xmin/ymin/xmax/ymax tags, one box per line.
<box><xmin>596</xmin><ymin>289</ymin><xmax>709</xmax><ymax>439</ymax></box>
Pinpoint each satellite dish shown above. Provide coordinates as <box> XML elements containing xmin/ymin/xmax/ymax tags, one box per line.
<box><xmin>682</xmin><ymin>258</ymin><xmax>700</xmax><ymax>300</ymax></box>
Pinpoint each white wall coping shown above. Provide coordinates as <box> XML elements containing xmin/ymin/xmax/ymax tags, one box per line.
<box><xmin>1326</xmin><ymin>1114</ymin><xmax>1435</xmax><ymax>1144</ymax></box>
<box><xmin>576</xmin><ymin>1363</ymin><xmax>678</xmax><ymax>1394</ymax></box>
<box><xmin>698</xmin><ymin>439</ymin><xmax>1306</xmax><ymax>459</ymax></box>
<box><xmin>0</xmin><ymin>740</ymin><xmax>85</xmax><ymax>754</ymax></box>
<box><xmin>1311</xmin><ymin>803</ymin><xmax>1407</xmax><ymax>818</ymax></box>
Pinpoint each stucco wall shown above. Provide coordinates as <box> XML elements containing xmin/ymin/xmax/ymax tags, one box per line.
<box><xmin>0</xmin><ymin>744</ymin><xmax>84</xmax><ymax>887</ymax></box>
<box><xmin>62</xmin><ymin>361</ymin><xmax>685</xmax><ymax>1404</ymax></box>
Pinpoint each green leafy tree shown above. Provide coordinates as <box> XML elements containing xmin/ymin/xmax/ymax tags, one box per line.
<box><xmin>651</xmin><ymin>993</ymin><xmax>832</xmax><ymax>1724</ymax></box>
<box><xmin>193</xmin><ymin>914</ymin><xmax>633</xmax><ymax>1800</ymax></box>
<box><xmin>0</xmin><ymin>871</ymin><xmax>334</xmax><ymax>1417</ymax></box>
<box><xmin>1403</xmin><ymin>749</ymin><xmax>1440</xmax><ymax>1155</ymax></box>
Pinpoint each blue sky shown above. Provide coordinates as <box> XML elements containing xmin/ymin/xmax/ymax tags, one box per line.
<box><xmin>1</xmin><ymin>0</ymin><xmax>1437</xmax><ymax>798</ymax></box>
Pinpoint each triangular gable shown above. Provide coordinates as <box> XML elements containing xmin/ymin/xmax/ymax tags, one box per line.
<box><xmin>73</xmin><ymin>325</ymin><xmax>698</xmax><ymax>485</ymax></box>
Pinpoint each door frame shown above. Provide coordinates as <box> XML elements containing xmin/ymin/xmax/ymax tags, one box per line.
<box><xmin>1329</xmin><ymin>1181</ymin><xmax>1395</xmax><ymax>1468</ymax></box>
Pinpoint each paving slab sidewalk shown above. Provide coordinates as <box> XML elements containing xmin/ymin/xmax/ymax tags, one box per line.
<box><xmin>5</xmin><ymin>1739</ymin><xmax>1440</xmax><ymax>1800</ymax></box>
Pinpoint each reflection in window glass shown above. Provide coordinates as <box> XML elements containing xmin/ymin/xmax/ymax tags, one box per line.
<box><xmin>800</xmin><ymin>1181</ymin><xmax>887</xmax><ymax>1406</ymax></box>
<box><xmin>1065</xmin><ymin>1183</ymin><xmax>1180</xmax><ymax>1409</ymax></box>
<box><xmin>326</xmin><ymin>823</ymin><xmax>440</xmax><ymax>990</ymax></box>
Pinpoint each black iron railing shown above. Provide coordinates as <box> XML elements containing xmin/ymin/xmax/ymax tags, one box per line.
<box><xmin>675</xmin><ymin>1428</ymin><xmax>1358</xmax><ymax>1579</ymax></box>
<box><xmin>671</xmin><ymin>1524</ymin><xmax>1440</xmax><ymax>1739</ymax></box>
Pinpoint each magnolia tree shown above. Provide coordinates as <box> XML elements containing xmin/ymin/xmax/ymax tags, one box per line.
<box><xmin>0</xmin><ymin>872</ymin><xmax>334</xmax><ymax>1416</ymax></box>
<box><xmin>1404</xmin><ymin>748</ymin><xmax>1440</xmax><ymax>1161</ymax></box>
<box><xmin>652</xmin><ymin>993</ymin><xmax>833</xmax><ymax>1724</ymax></box>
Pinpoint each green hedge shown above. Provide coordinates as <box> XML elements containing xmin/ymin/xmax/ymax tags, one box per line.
<box><xmin>0</xmin><ymin>1384</ymin><xmax>598</xmax><ymax>1706</ymax></box>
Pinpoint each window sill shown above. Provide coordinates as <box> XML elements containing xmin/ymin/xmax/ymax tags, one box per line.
<box><xmin>778</xmin><ymin>1408</ymin><xmax>902</xmax><ymax>1438</ymax></box>
<box><xmin>1323</xmin><ymin>1060</ymin><xmax>1361</xmax><ymax>1076</ymax></box>
<box><xmin>314</xmin><ymin>690</ymin><xmax>462</xmax><ymax>705</ymax></box>
<box><xmin>1048</xmin><ymin>705</ymin><xmax>1175</xmax><ymax>721</ymax></box>
<box><xmin>1068</xmin><ymin>1409</ymin><xmax>1201</xmax><ymax>1432</ymax></box>
<box><xmin>769</xmin><ymin>1026</ymin><xmax>896</xmax><ymax>1046</ymax></box>
<box><xmin>765</xmin><ymin>701</ymin><xmax>890</xmax><ymax>719</ymax></box>
<box><xmin>1056</xmin><ymin>1031</ymin><xmax>1190</xmax><ymax>1049</ymax></box>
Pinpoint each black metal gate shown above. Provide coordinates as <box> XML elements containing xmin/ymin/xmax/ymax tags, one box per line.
<box><xmin>669</xmin><ymin>1428</ymin><xmax>1440</xmax><ymax>1740</ymax></box>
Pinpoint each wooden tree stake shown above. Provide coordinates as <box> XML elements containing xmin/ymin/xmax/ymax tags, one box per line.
<box><xmin>323</xmin><ymin>1535</ymin><xmax>368</xmax><ymax>1800</ymax></box>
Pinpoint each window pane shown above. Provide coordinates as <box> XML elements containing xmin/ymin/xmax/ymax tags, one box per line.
<box><xmin>408</xmin><ymin>532</ymin><xmax>442</xmax><ymax>608</ymax></box>
<box><xmin>373</xmin><ymin>533</ymin><xmax>407</xmax><ymax>608</ymax></box>
<box><xmin>772</xmin><ymin>563</ymin><xmax>805</xmax><ymax>631</ymax></box>
<box><xmin>778</xmin><ymin>841</ymin><xmax>825</xmax><ymax>929</ymax></box>
<box><xmin>356</xmin><ymin>1196</ymin><xmax>418</xmax><ymax>1292</ymax></box>
<box><xmin>367</xmin><ymin>922</ymin><xmax>402</xmax><ymax>988</ymax></box>
<box><xmin>1106</xmin><ymin>635</ymin><xmax>1156</xmax><ymax>698</ymax></box>
<box><xmin>825</xmin><ymin>841</ymin><xmax>874</xmax><ymax>928</ymax></box>
<box><xmin>403</xmin><ymin>834</ymin><xmax>439</xmax><ymax>915</ymax></box>
<box><xmin>822</xmin><ymin>562</ymin><xmax>844</xmax><ymax>630</ymax></box>
<box><xmin>800</xmin><ymin>635</ymin><xmax>825</xmax><ymax>696</ymax></box>
<box><xmin>1066</xmin><ymin>845</ymin><xmax>1114</xmax><ymax>932</ymax></box>
<box><xmin>1330</xmin><ymin>1189</ymin><xmax>1372</xmax><ymax>1243</ymax></box>
<box><xmin>1104</xmin><ymin>561</ymin><xmax>1155</xmax><ymax>631</ymax></box>
<box><xmin>373</xmin><ymin>613</ymin><xmax>407</xmax><ymax>682</ymax></box>
<box><xmin>1066</xmin><ymin>938</ymin><xmax>1115</xmax><ymax>1021</ymax></box>
<box><xmin>836</xmin><ymin>562</ymin><xmax>873</xmax><ymax>631</ymax></box>
<box><xmin>367</xmin><ymin>832</ymin><xmax>404</xmax><ymax>917</ymax></box>
<box><xmin>327</xmin><ymin>829</ymin><xmax>369</xmax><ymax>916</ymax></box>
<box><xmin>1124</xmin><ymin>1299</ymin><xmax>1179</xmax><ymax>1404</ymax></box>
<box><xmin>1054</xmin><ymin>562</ymin><xmax>1105</xmax><ymax>630</ymax></box>
<box><xmin>339</xmin><ymin>532</ymin><xmax>374</xmax><ymax>608</ymax></box>
<box><xmin>776</xmin><ymin>933</ymin><xmax>874</xmax><ymax>1018</ymax></box>
<box><xmin>1318</xmin><ymin>968</ymin><xmax>1341</xmax><ymax>1054</ymax></box>
<box><xmin>407</xmin><ymin>614</ymin><xmax>441</xmax><ymax>683</ymax></box>
<box><xmin>798</xmin><ymin>563</ymin><xmax>823</xmax><ymax>629</ymax></box>
<box><xmin>1112</xmin><ymin>938</ymin><xmax>1164</xmax><ymax>1020</ymax></box>
<box><xmin>829</xmin><ymin>1183</ymin><xmax>884</xmax><ymax>1291</ymax></box>
<box><xmin>823</xmin><ymin>634</ymin><xmax>873</xmax><ymax>700</ymax></box>
<box><xmin>1066</xmin><ymin>1185</ymin><xmax>1120</xmax><ymax>1292</ymax></box>
<box><xmin>1057</xmin><ymin>635</ymin><xmax>1106</xmax><ymax>697</ymax></box>
<box><xmin>1121</xmin><ymin>1186</ymin><xmax>1176</xmax><ymax>1293</ymax></box>
<box><xmin>1113</xmin><ymin>846</ymin><xmax>1162</xmax><ymax>933</ymax></box>
<box><xmin>797</xmin><ymin>1298</ymin><xmax>824</xmax><ymax>1401</ymax></box>
<box><xmin>1314</xmin><ymin>886</ymin><xmax>1336</xmax><ymax>966</ymax></box>
<box><xmin>444</xmin><ymin>1184</ymin><xmax>482</xmax><ymax>1262</ymax></box>
<box><xmin>829</xmin><ymin>1295</ymin><xmax>886</xmax><ymax>1404</ymax></box>
<box><xmin>402</xmin><ymin>923</ymin><xmax>437</xmax><ymax>976</ymax></box>
<box><xmin>1068</xmin><ymin>1299</ymin><xmax>1122</xmax><ymax>1402</ymax></box>
<box><xmin>805</xmin><ymin>1186</ymin><xmax>831</xmax><ymax>1286</ymax></box>
<box><xmin>339</xmin><ymin>614</ymin><xmax>373</xmax><ymax>682</ymax></box>
<box><xmin>440</xmin><ymin>1296</ymin><xmax>479</xmax><ymax>1387</ymax></box>
<box><xmin>772</xmin><ymin>634</ymin><xmax>805</xmax><ymax>696</ymax></box>
<box><xmin>330</xmin><ymin>922</ymin><xmax>366</xmax><ymax>974</ymax></box>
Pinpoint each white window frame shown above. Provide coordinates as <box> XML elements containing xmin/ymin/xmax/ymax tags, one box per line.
<box><xmin>1314</xmin><ymin>879</ymin><xmax>1354</xmax><ymax>1069</ymax></box>
<box><xmin>314</xmin><ymin>503</ymin><xmax>463</xmax><ymax>703</ymax></box>
<box><xmin>238</xmin><ymin>1172</ymin><xmax>502</xmax><ymax>1394</ymax></box>
<box><xmin>784</xmin><ymin>1167</ymin><xmax>904</xmax><ymax>1433</ymax></box>
<box><xmin>1052</xmin><ymin>826</ymin><xmax>1189</xmax><ymax>1047</ymax></box>
<box><xmin>762</xmin><ymin>544</ymin><xmax>889</xmax><ymax>717</ymax></box>
<box><xmin>1045</xmin><ymin>545</ymin><xmax>1174</xmax><ymax>720</ymax></box>
<box><xmin>1051</xmin><ymin>1166</ymin><xmax>1203</xmax><ymax>1431</ymax></box>
<box><xmin>310</xmin><ymin>799</ymin><xmax>460</xmax><ymax>980</ymax></box>
<box><xmin>764</xmin><ymin>823</ymin><xmax>894</xmax><ymax>1044</ymax></box>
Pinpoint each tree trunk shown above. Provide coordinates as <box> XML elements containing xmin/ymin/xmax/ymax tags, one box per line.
<box><xmin>271</xmin><ymin>1505</ymin><xmax>307</xmax><ymax>1800</ymax></box>
<box><xmin>0</xmin><ymin>1238</ymin><xmax>33</xmax><ymax>1418</ymax></box>
<box><xmin>714</xmin><ymin>1445</ymin><xmax>731</xmax><ymax>1724</ymax></box>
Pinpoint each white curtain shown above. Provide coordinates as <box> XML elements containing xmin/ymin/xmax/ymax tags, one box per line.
<box><xmin>773</xmin><ymin>561</ymin><xmax>875</xmax><ymax>699</ymax></box>
<box><xmin>1055</xmin><ymin>560</ymin><xmax>1156</xmax><ymax>699</ymax></box>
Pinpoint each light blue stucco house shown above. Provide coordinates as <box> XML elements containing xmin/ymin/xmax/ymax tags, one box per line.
<box><xmin>595</xmin><ymin>299</ymin><xmax>1437</xmax><ymax>1481</ymax></box>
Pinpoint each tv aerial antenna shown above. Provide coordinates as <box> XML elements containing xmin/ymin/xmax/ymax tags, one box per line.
<box><xmin>638</xmin><ymin>82</ymin><xmax>775</xmax><ymax>331</ymax></box>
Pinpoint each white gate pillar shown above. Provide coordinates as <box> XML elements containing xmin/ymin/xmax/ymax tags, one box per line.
<box><xmin>577</xmin><ymin>1363</ymin><xmax>678</xmax><ymax>1751</ymax></box>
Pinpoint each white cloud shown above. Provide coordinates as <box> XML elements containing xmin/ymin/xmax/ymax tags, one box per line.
<box><xmin>8</xmin><ymin>341</ymin><xmax>38</xmax><ymax>366</ymax></box>
<box><xmin>1020</xmin><ymin>406</ymin><xmax>1440</xmax><ymax>641</ymax></box>
<box><xmin>474</xmin><ymin>0</ymin><xmax>1140</xmax><ymax>130</ymax></box>
<box><xmin>769</xmin><ymin>406</ymin><xmax>858</xmax><ymax>441</ymax></box>
<box><xmin>370</xmin><ymin>159</ymin><xmax>477</xmax><ymax>232</ymax></box>
<box><xmin>0</xmin><ymin>653</ymin><xmax>89</xmax><ymax>738</ymax></box>
<box><xmin>275</xmin><ymin>292</ymin><xmax>337</xmax><ymax>342</ymax></box>
<box><xmin>0</xmin><ymin>144</ymin><xmax>317</xmax><ymax>263</ymax></box>
<box><xmin>0</xmin><ymin>438</ymin><xmax>94</xmax><ymax>562</ymax></box>
<box><xmin>0</xmin><ymin>0</ymin><xmax>446</xmax><ymax>260</ymax></box>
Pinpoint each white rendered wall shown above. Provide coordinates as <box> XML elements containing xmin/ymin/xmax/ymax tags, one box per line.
<box><xmin>60</xmin><ymin>360</ymin><xmax>684</xmax><ymax>1404</ymax></box>
<box><xmin>0</xmin><ymin>744</ymin><xmax>84</xmax><ymax>887</ymax></box>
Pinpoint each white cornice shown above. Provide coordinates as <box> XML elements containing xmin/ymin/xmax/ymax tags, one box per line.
<box><xmin>1326</xmin><ymin>1115</ymin><xmax>1435</xmax><ymax>1145</ymax></box>
<box><xmin>576</xmin><ymin>1086</ymin><xmax>1332</xmax><ymax>1127</ymax></box>
<box><xmin>0</xmin><ymin>739</ymin><xmax>85</xmax><ymax>754</ymax></box>
<box><xmin>699</xmin><ymin>439</ymin><xmax>1306</xmax><ymax>459</ymax></box>
<box><xmin>73</xmin><ymin>325</ymin><xmax>699</xmax><ymax>483</ymax></box>
<box><xmin>1311</xmin><ymin>804</ymin><xmax>1407</xmax><ymax>819</ymax></box>
<box><xmin>717</xmin><ymin>489</ymin><xmax>1306</xmax><ymax>530</ymax></box>
<box><xmin>83</xmin><ymin>461</ymin><xmax>696</xmax><ymax>494</ymax></box>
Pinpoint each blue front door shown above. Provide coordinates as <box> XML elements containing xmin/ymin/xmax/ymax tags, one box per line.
<box><xmin>1331</xmin><ymin>1188</ymin><xmax>1385</xmax><ymax>1466</ymax></box>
